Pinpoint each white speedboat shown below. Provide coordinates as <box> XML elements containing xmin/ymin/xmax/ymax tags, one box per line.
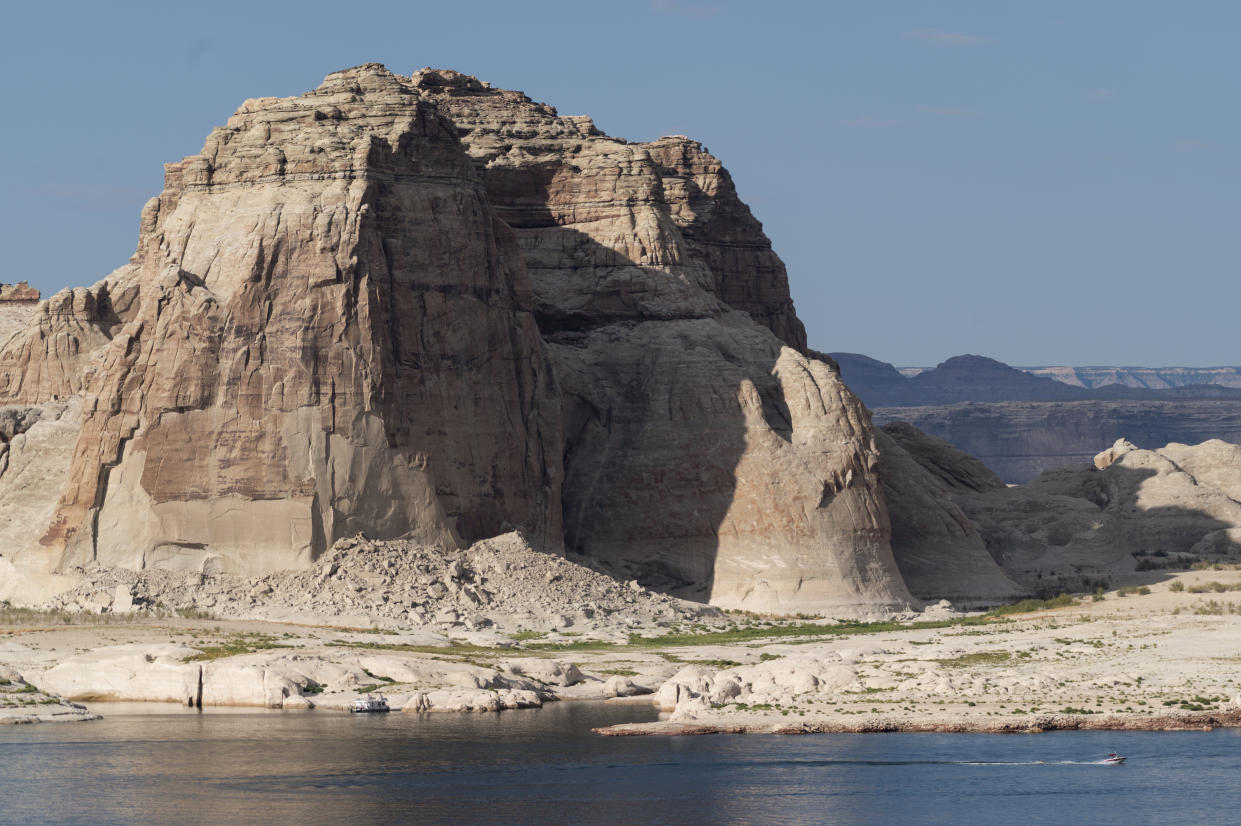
<box><xmin>350</xmin><ymin>693</ymin><xmax>390</xmax><ymax>713</ymax></box>
<box><xmin>1100</xmin><ymin>752</ymin><xmax>1126</xmax><ymax>765</ymax></box>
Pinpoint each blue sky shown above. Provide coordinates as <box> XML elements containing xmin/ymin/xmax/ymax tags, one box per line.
<box><xmin>2</xmin><ymin>1</ymin><xmax>1236</xmax><ymax>366</ymax></box>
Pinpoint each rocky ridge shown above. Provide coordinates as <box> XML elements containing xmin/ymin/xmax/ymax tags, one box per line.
<box><xmin>878</xmin><ymin>400</ymin><xmax>1241</xmax><ymax>484</ymax></box>
<box><xmin>834</xmin><ymin>352</ymin><xmax>1241</xmax><ymax>483</ymax></box>
<box><xmin>1028</xmin><ymin>365</ymin><xmax>1241</xmax><ymax>391</ymax></box>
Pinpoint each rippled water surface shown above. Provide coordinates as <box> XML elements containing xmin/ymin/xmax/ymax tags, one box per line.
<box><xmin>3</xmin><ymin>703</ymin><xmax>1239</xmax><ymax>825</ymax></box>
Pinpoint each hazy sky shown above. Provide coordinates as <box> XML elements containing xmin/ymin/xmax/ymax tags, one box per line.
<box><xmin>2</xmin><ymin>1</ymin><xmax>1236</xmax><ymax>366</ymax></box>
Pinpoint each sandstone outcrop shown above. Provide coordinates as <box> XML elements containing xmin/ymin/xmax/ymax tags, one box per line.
<box><xmin>1</xmin><ymin>66</ymin><xmax>563</xmax><ymax>590</ymax></box>
<box><xmin>0</xmin><ymin>283</ymin><xmax>41</xmax><ymax>349</ymax></box>
<box><xmin>0</xmin><ymin>401</ymin><xmax>83</xmax><ymax>603</ymax></box>
<box><xmin>956</xmin><ymin>438</ymin><xmax>1241</xmax><ymax>586</ymax></box>
<box><xmin>0</xmin><ymin>283</ymin><xmax>39</xmax><ymax>303</ymax></box>
<box><xmin>0</xmin><ymin>63</ymin><xmax>932</xmax><ymax>615</ymax></box>
<box><xmin>0</xmin><ymin>665</ymin><xmax>97</xmax><ymax>724</ymax></box>
<box><xmin>413</xmin><ymin>68</ymin><xmax>911</xmax><ymax>613</ymax></box>
<box><xmin>875</xmin><ymin>424</ymin><xmax>1021</xmax><ymax>603</ymax></box>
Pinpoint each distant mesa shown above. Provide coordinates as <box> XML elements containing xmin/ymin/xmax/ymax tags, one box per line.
<box><xmin>832</xmin><ymin>352</ymin><xmax>1241</xmax><ymax>408</ymax></box>
<box><xmin>1025</xmin><ymin>365</ymin><xmax>1241</xmax><ymax>391</ymax></box>
<box><xmin>833</xmin><ymin>352</ymin><xmax>1241</xmax><ymax>483</ymax></box>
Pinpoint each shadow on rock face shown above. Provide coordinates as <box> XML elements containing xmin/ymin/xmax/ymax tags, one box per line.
<box><xmin>957</xmin><ymin>440</ymin><xmax>1241</xmax><ymax>591</ymax></box>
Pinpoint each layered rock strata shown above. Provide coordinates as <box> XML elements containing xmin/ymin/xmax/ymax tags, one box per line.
<box><xmin>412</xmin><ymin>68</ymin><xmax>911</xmax><ymax>612</ymax></box>
<box><xmin>1028</xmin><ymin>365</ymin><xmax>1241</xmax><ymax>391</ymax></box>
<box><xmin>0</xmin><ymin>64</ymin><xmax>921</xmax><ymax>614</ymax></box>
<box><xmin>0</xmin><ymin>282</ymin><xmax>41</xmax><ymax>348</ymax></box>
<box><xmin>1</xmin><ymin>66</ymin><xmax>562</xmax><ymax>586</ymax></box>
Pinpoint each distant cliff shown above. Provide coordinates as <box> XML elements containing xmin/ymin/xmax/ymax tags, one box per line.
<box><xmin>1025</xmin><ymin>365</ymin><xmax>1241</xmax><ymax>391</ymax></box>
<box><xmin>832</xmin><ymin>353</ymin><xmax>1241</xmax><ymax>408</ymax></box>
<box><xmin>833</xmin><ymin>353</ymin><xmax>1241</xmax><ymax>483</ymax></box>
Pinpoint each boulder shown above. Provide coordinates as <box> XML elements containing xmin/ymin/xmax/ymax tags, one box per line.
<box><xmin>601</xmin><ymin>675</ymin><xmax>651</xmax><ymax>699</ymax></box>
<box><xmin>502</xmin><ymin>658</ymin><xmax>582</xmax><ymax>687</ymax></box>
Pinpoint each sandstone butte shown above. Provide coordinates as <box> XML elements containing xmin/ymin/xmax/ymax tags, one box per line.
<box><xmin>0</xmin><ymin>64</ymin><xmax>1024</xmax><ymax>614</ymax></box>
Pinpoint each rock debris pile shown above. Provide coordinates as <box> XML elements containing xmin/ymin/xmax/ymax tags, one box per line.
<box><xmin>38</xmin><ymin>532</ymin><xmax>719</xmax><ymax>635</ymax></box>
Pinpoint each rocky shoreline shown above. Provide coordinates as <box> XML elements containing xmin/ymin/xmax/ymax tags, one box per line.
<box><xmin>6</xmin><ymin>566</ymin><xmax>1241</xmax><ymax>736</ymax></box>
<box><xmin>596</xmin><ymin>710</ymin><xmax>1241</xmax><ymax>737</ymax></box>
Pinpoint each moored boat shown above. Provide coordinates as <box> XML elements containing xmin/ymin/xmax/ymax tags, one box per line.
<box><xmin>350</xmin><ymin>693</ymin><xmax>390</xmax><ymax>713</ymax></box>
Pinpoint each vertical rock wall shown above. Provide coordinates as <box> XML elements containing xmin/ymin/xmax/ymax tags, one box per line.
<box><xmin>415</xmin><ymin>70</ymin><xmax>912</xmax><ymax>612</ymax></box>
<box><xmin>2</xmin><ymin>65</ymin><xmax>562</xmax><ymax>578</ymax></box>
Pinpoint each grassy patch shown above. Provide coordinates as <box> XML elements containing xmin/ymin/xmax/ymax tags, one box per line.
<box><xmin>1187</xmin><ymin>581</ymin><xmax>1241</xmax><ymax>594</ymax></box>
<box><xmin>661</xmin><ymin>654</ymin><xmax>742</xmax><ymax>668</ymax></box>
<box><xmin>184</xmin><ymin>633</ymin><xmax>293</xmax><ymax>662</ymax></box>
<box><xmin>0</xmin><ymin>601</ymin><xmax>145</xmax><ymax>627</ymax></box>
<box><xmin>627</xmin><ymin>616</ymin><xmax>1001</xmax><ymax>648</ymax></box>
<box><xmin>984</xmin><ymin>594</ymin><xmax>1078</xmax><ymax>616</ymax></box>
<box><xmin>507</xmin><ymin>631</ymin><xmax>548</xmax><ymax>641</ymax></box>
<box><xmin>934</xmin><ymin>651</ymin><xmax>1012</xmax><ymax>668</ymax></box>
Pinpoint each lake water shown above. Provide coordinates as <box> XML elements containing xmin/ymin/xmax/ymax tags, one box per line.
<box><xmin>2</xmin><ymin>702</ymin><xmax>1238</xmax><ymax>825</ymax></box>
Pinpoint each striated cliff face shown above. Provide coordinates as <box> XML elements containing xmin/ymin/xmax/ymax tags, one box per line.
<box><xmin>0</xmin><ymin>283</ymin><xmax>42</xmax><ymax>350</ymax></box>
<box><xmin>1028</xmin><ymin>365</ymin><xmax>1241</xmax><ymax>391</ymax></box>
<box><xmin>1</xmin><ymin>66</ymin><xmax>562</xmax><ymax>582</ymax></box>
<box><xmin>0</xmin><ymin>64</ymin><xmax>924</xmax><ymax>613</ymax></box>
<box><xmin>412</xmin><ymin>69</ymin><xmax>909</xmax><ymax>612</ymax></box>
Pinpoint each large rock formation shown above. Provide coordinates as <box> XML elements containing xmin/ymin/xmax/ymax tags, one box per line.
<box><xmin>0</xmin><ymin>64</ymin><xmax>922</xmax><ymax>614</ymax></box>
<box><xmin>1</xmin><ymin>66</ymin><xmax>562</xmax><ymax>590</ymax></box>
<box><xmin>412</xmin><ymin>69</ymin><xmax>909</xmax><ymax>612</ymax></box>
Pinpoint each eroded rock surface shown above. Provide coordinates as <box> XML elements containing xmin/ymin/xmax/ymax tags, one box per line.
<box><xmin>1</xmin><ymin>64</ymin><xmax>938</xmax><ymax>615</ymax></box>
<box><xmin>875</xmin><ymin>424</ymin><xmax>1021</xmax><ymax>603</ymax></box>
<box><xmin>958</xmin><ymin>438</ymin><xmax>1241</xmax><ymax>587</ymax></box>
<box><xmin>414</xmin><ymin>68</ymin><xmax>911</xmax><ymax>613</ymax></box>
<box><xmin>1</xmin><ymin>65</ymin><xmax>562</xmax><ymax>588</ymax></box>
